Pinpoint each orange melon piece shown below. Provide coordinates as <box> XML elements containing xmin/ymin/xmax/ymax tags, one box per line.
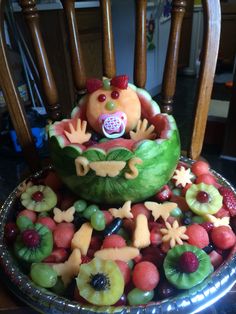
<box><xmin>133</xmin><ymin>214</ymin><xmax>151</xmax><ymax>248</ymax></box>
<box><xmin>94</xmin><ymin>246</ymin><xmax>139</xmax><ymax>262</ymax></box>
<box><xmin>52</xmin><ymin>248</ymin><xmax>82</xmax><ymax>286</ymax></box>
<box><xmin>71</xmin><ymin>222</ymin><xmax>93</xmax><ymax>255</ymax></box>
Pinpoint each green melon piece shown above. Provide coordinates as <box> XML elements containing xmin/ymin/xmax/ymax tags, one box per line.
<box><xmin>76</xmin><ymin>258</ymin><xmax>124</xmax><ymax>306</ymax></box>
<box><xmin>163</xmin><ymin>244</ymin><xmax>213</xmax><ymax>290</ymax></box>
<box><xmin>186</xmin><ymin>183</ymin><xmax>223</xmax><ymax>216</ymax></box>
<box><xmin>14</xmin><ymin>223</ymin><xmax>53</xmax><ymax>263</ymax></box>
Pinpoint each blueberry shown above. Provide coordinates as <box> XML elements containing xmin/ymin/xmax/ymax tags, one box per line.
<box><xmin>203</xmin><ymin>243</ymin><xmax>214</xmax><ymax>254</ymax></box>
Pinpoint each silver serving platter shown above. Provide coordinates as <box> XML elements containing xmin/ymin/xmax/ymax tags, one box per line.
<box><xmin>0</xmin><ymin>159</ymin><xmax>236</xmax><ymax>314</ymax></box>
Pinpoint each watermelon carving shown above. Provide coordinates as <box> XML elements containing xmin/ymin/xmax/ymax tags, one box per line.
<box><xmin>49</xmin><ymin>81</ymin><xmax>180</xmax><ymax>204</ymax></box>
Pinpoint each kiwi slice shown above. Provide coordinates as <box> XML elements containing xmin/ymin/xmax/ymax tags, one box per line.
<box><xmin>163</xmin><ymin>244</ymin><xmax>213</xmax><ymax>290</ymax></box>
<box><xmin>14</xmin><ymin>223</ymin><xmax>53</xmax><ymax>263</ymax></box>
<box><xmin>20</xmin><ymin>185</ymin><xmax>57</xmax><ymax>212</ymax></box>
<box><xmin>186</xmin><ymin>183</ymin><xmax>222</xmax><ymax>216</ymax></box>
<box><xmin>76</xmin><ymin>258</ymin><xmax>124</xmax><ymax>306</ymax></box>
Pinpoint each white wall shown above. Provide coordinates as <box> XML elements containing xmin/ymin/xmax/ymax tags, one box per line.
<box><xmin>111</xmin><ymin>0</ymin><xmax>170</xmax><ymax>96</ymax></box>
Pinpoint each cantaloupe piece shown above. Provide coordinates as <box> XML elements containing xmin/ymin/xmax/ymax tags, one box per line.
<box><xmin>133</xmin><ymin>214</ymin><xmax>150</xmax><ymax>248</ymax></box>
<box><xmin>94</xmin><ymin>246</ymin><xmax>139</xmax><ymax>262</ymax></box>
<box><xmin>52</xmin><ymin>248</ymin><xmax>82</xmax><ymax>286</ymax></box>
<box><xmin>71</xmin><ymin>222</ymin><xmax>93</xmax><ymax>255</ymax></box>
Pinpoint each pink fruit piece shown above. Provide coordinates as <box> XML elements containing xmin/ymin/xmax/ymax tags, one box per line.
<box><xmin>191</xmin><ymin>160</ymin><xmax>210</xmax><ymax>177</ymax></box>
<box><xmin>17</xmin><ymin>209</ymin><xmax>37</xmax><ymax>223</ymax></box>
<box><xmin>89</xmin><ymin>235</ymin><xmax>103</xmax><ymax>251</ymax></box>
<box><xmin>195</xmin><ymin>173</ymin><xmax>216</xmax><ymax>185</ymax></box>
<box><xmin>215</xmin><ymin>206</ymin><xmax>230</xmax><ymax>218</ymax></box>
<box><xmin>131</xmin><ymin>203</ymin><xmax>151</xmax><ymax>220</ymax></box>
<box><xmin>81</xmin><ymin>255</ymin><xmax>92</xmax><ymax>264</ymax></box>
<box><xmin>141</xmin><ymin>247</ymin><xmax>165</xmax><ymax>268</ymax></box>
<box><xmin>43</xmin><ymin>248</ymin><xmax>69</xmax><ymax>263</ymax></box>
<box><xmin>218</xmin><ymin>186</ymin><xmax>236</xmax><ymax>217</ymax></box>
<box><xmin>186</xmin><ymin>224</ymin><xmax>209</xmax><ymax>249</ymax></box>
<box><xmin>211</xmin><ymin>226</ymin><xmax>236</xmax><ymax>250</ymax></box>
<box><xmin>155</xmin><ymin>185</ymin><xmax>172</xmax><ymax>202</ymax></box>
<box><xmin>115</xmin><ymin>260</ymin><xmax>131</xmax><ymax>284</ymax></box>
<box><xmin>37</xmin><ymin>216</ymin><xmax>57</xmax><ymax>231</ymax></box>
<box><xmin>150</xmin><ymin>226</ymin><xmax>162</xmax><ymax>246</ymax></box>
<box><xmin>102</xmin><ymin>234</ymin><xmax>126</xmax><ymax>249</ymax></box>
<box><xmin>200</xmin><ymin>222</ymin><xmax>214</xmax><ymax>233</ymax></box>
<box><xmin>132</xmin><ymin>261</ymin><xmax>160</xmax><ymax>291</ymax></box>
<box><xmin>102</xmin><ymin>210</ymin><xmax>113</xmax><ymax>225</ymax></box>
<box><xmin>53</xmin><ymin>222</ymin><xmax>75</xmax><ymax>249</ymax></box>
<box><xmin>178</xmin><ymin>251</ymin><xmax>199</xmax><ymax>273</ymax></box>
<box><xmin>209</xmin><ymin>250</ymin><xmax>224</xmax><ymax>268</ymax></box>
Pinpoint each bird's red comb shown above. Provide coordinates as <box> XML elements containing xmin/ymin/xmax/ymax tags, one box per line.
<box><xmin>86</xmin><ymin>78</ymin><xmax>103</xmax><ymax>93</ymax></box>
<box><xmin>110</xmin><ymin>75</ymin><xmax>129</xmax><ymax>89</ymax></box>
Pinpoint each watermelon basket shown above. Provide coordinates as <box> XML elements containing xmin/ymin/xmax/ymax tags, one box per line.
<box><xmin>48</xmin><ymin>84</ymin><xmax>180</xmax><ymax>204</ymax></box>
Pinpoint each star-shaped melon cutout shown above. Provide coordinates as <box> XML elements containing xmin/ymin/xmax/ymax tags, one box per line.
<box><xmin>172</xmin><ymin>166</ymin><xmax>195</xmax><ymax>187</ymax></box>
<box><xmin>109</xmin><ymin>201</ymin><xmax>134</xmax><ymax>219</ymax></box>
<box><xmin>160</xmin><ymin>220</ymin><xmax>189</xmax><ymax>248</ymax></box>
<box><xmin>204</xmin><ymin>214</ymin><xmax>231</xmax><ymax>228</ymax></box>
<box><xmin>144</xmin><ymin>201</ymin><xmax>178</xmax><ymax>221</ymax></box>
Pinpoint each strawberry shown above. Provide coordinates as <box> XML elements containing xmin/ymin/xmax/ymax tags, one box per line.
<box><xmin>86</xmin><ymin>78</ymin><xmax>103</xmax><ymax>93</ymax></box>
<box><xmin>219</xmin><ymin>187</ymin><xmax>236</xmax><ymax>217</ymax></box>
<box><xmin>110</xmin><ymin>75</ymin><xmax>129</xmax><ymax>89</ymax></box>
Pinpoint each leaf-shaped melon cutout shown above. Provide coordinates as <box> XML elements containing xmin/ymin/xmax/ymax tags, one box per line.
<box><xmin>106</xmin><ymin>147</ymin><xmax>134</xmax><ymax>161</ymax></box>
<box><xmin>83</xmin><ymin>148</ymin><xmax>106</xmax><ymax>162</ymax></box>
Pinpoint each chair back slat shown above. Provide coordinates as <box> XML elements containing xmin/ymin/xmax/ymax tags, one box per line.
<box><xmin>189</xmin><ymin>0</ymin><xmax>221</xmax><ymax>160</ymax></box>
<box><xmin>0</xmin><ymin>0</ymin><xmax>40</xmax><ymax>171</ymax></box>
<box><xmin>134</xmin><ymin>0</ymin><xmax>147</xmax><ymax>88</ymax></box>
<box><xmin>61</xmin><ymin>0</ymin><xmax>86</xmax><ymax>92</ymax></box>
<box><xmin>160</xmin><ymin>0</ymin><xmax>187</xmax><ymax>114</ymax></box>
<box><xmin>100</xmin><ymin>0</ymin><xmax>116</xmax><ymax>78</ymax></box>
<box><xmin>19</xmin><ymin>0</ymin><xmax>61</xmax><ymax>121</ymax></box>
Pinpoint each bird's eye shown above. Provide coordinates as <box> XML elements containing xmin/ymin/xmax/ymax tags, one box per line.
<box><xmin>111</xmin><ymin>90</ymin><xmax>120</xmax><ymax>99</ymax></box>
<box><xmin>98</xmin><ymin>94</ymin><xmax>106</xmax><ymax>102</ymax></box>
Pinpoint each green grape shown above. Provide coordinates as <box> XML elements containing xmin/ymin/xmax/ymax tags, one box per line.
<box><xmin>170</xmin><ymin>207</ymin><xmax>183</xmax><ymax>217</ymax></box>
<box><xmin>192</xmin><ymin>215</ymin><xmax>205</xmax><ymax>224</ymax></box>
<box><xmin>117</xmin><ymin>227</ymin><xmax>129</xmax><ymax>241</ymax></box>
<box><xmin>16</xmin><ymin>215</ymin><xmax>33</xmax><ymax>231</ymax></box>
<box><xmin>30</xmin><ymin>263</ymin><xmax>58</xmax><ymax>288</ymax></box>
<box><xmin>127</xmin><ymin>260</ymin><xmax>134</xmax><ymax>269</ymax></box>
<box><xmin>74</xmin><ymin>199</ymin><xmax>87</xmax><ymax>213</ymax></box>
<box><xmin>83</xmin><ymin>204</ymin><xmax>100</xmax><ymax>220</ymax></box>
<box><xmin>127</xmin><ymin>288</ymin><xmax>154</xmax><ymax>305</ymax></box>
<box><xmin>103</xmin><ymin>78</ymin><xmax>111</xmax><ymax>90</ymax></box>
<box><xmin>50</xmin><ymin>277</ymin><xmax>66</xmax><ymax>295</ymax></box>
<box><xmin>172</xmin><ymin>188</ymin><xmax>182</xmax><ymax>196</ymax></box>
<box><xmin>90</xmin><ymin>210</ymin><xmax>106</xmax><ymax>231</ymax></box>
<box><xmin>105</xmin><ymin>101</ymin><xmax>116</xmax><ymax>111</ymax></box>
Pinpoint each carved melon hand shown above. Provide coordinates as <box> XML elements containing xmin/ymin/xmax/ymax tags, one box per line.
<box><xmin>130</xmin><ymin>119</ymin><xmax>156</xmax><ymax>141</ymax></box>
<box><xmin>64</xmin><ymin>119</ymin><xmax>91</xmax><ymax>144</ymax></box>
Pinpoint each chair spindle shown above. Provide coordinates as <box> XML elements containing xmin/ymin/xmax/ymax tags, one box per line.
<box><xmin>134</xmin><ymin>0</ymin><xmax>147</xmax><ymax>88</ymax></box>
<box><xmin>19</xmin><ymin>0</ymin><xmax>61</xmax><ymax>121</ymax></box>
<box><xmin>160</xmin><ymin>0</ymin><xmax>187</xmax><ymax>114</ymax></box>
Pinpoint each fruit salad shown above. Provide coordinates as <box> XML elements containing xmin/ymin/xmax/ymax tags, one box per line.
<box><xmin>3</xmin><ymin>159</ymin><xmax>236</xmax><ymax>309</ymax></box>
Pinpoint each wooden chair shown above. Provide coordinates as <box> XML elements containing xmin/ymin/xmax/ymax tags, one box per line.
<box><xmin>0</xmin><ymin>0</ymin><xmax>221</xmax><ymax>173</ymax></box>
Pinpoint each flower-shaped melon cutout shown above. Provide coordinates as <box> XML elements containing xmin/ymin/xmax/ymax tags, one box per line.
<box><xmin>172</xmin><ymin>166</ymin><xmax>195</xmax><ymax>187</ymax></box>
<box><xmin>144</xmin><ymin>201</ymin><xmax>178</xmax><ymax>221</ymax></box>
<box><xmin>204</xmin><ymin>214</ymin><xmax>231</xmax><ymax>228</ymax></box>
<box><xmin>109</xmin><ymin>201</ymin><xmax>134</xmax><ymax>219</ymax></box>
<box><xmin>160</xmin><ymin>220</ymin><xmax>189</xmax><ymax>248</ymax></box>
<box><xmin>53</xmin><ymin>206</ymin><xmax>75</xmax><ymax>223</ymax></box>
